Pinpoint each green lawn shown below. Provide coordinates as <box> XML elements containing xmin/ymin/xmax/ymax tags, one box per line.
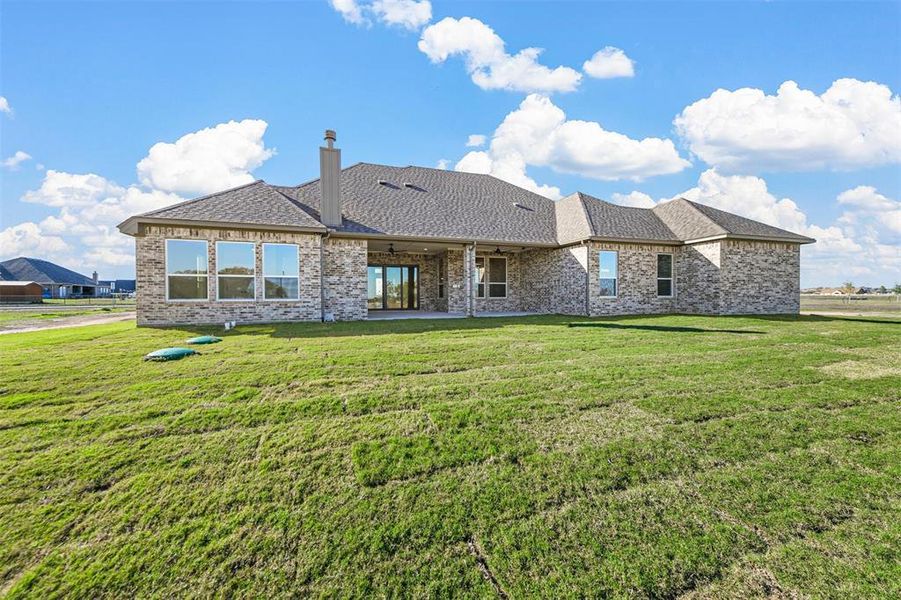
<box><xmin>1</xmin><ymin>315</ymin><xmax>898</xmax><ymax>598</ymax></box>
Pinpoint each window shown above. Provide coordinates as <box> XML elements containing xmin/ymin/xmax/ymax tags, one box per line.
<box><xmin>216</xmin><ymin>241</ymin><xmax>255</xmax><ymax>300</ymax></box>
<box><xmin>475</xmin><ymin>257</ymin><xmax>486</xmax><ymax>298</ymax></box>
<box><xmin>657</xmin><ymin>253</ymin><xmax>673</xmax><ymax>297</ymax></box>
<box><xmin>488</xmin><ymin>256</ymin><xmax>507</xmax><ymax>298</ymax></box>
<box><xmin>598</xmin><ymin>250</ymin><xmax>617</xmax><ymax>297</ymax></box>
<box><xmin>437</xmin><ymin>258</ymin><xmax>446</xmax><ymax>299</ymax></box>
<box><xmin>166</xmin><ymin>240</ymin><xmax>208</xmax><ymax>301</ymax></box>
<box><xmin>263</xmin><ymin>243</ymin><xmax>300</xmax><ymax>300</ymax></box>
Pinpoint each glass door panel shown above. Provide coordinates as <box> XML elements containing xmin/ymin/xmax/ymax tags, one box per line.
<box><xmin>367</xmin><ymin>264</ymin><xmax>419</xmax><ymax>310</ymax></box>
<box><xmin>367</xmin><ymin>266</ymin><xmax>384</xmax><ymax>309</ymax></box>
<box><xmin>386</xmin><ymin>267</ymin><xmax>403</xmax><ymax>309</ymax></box>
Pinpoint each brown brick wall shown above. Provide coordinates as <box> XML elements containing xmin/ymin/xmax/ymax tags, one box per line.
<box><xmin>135</xmin><ymin>225</ymin><xmax>321</xmax><ymax>326</ymax></box>
<box><xmin>322</xmin><ymin>238</ymin><xmax>367</xmax><ymax>321</ymax></box>
<box><xmin>587</xmin><ymin>242</ymin><xmax>680</xmax><ymax>316</ymax></box>
<box><xmin>519</xmin><ymin>245</ymin><xmax>588</xmax><ymax>315</ymax></box>
<box><xmin>719</xmin><ymin>240</ymin><xmax>800</xmax><ymax>314</ymax></box>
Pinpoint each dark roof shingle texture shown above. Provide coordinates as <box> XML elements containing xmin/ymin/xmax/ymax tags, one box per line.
<box><xmin>122</xmin><ymin>162</ymin><xmax>814</xmax><ymax>246</ymax></box>
<box><xmin>0</xmin><ymin>257</ymin><xmax>95</xmax><ymax>285</ymax></box>
<box><xmin>276</xmin><ymin>164</ymin><xmax>559</xmax><ymax>245</ymax></box>
<box><xmin>140</xmin><ymin>181</ymin><xmax>325</xmax><ymax>230</ymax></box>
<box><xmin>578</xmin><ymin>193</ymin><xmax>680</xmax><ymax>243</ymax></box>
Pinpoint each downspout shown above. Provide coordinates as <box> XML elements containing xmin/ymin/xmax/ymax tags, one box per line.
<box><xmin>319</xmin><ymin>230</ymin><xmax>330</xmax><ymax>322</ymax></box>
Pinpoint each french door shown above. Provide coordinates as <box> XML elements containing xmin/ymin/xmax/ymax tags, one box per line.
<box><xmin>367</xmin><ymin>265</ymin><xmax>419</xmax><ymax>310</ymax></box>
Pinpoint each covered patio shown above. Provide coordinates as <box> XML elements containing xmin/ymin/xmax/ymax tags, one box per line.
<box><xmin>364</xmin><ymin>238</ymin><xmax>553</xmax><ymax>318</ymax></box>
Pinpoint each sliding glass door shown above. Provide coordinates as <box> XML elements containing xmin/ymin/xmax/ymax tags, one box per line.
<box><xmin>367</xmin><ymin>265</ymin><xmax>419</xmax><ymax>310</ymax></box>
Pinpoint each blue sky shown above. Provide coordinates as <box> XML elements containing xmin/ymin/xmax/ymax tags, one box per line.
<box><xmin>1</xmin><ymin>0</ymin><xmax>899</xmax><ymax>286</ymax></box>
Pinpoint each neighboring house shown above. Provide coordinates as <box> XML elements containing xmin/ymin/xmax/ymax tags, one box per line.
<box><xmin>0</xmin><ymin>281</ymin><xmax>43</xmax><ymax>303</ymax></box>
<box><xmin>113</xmin><ymin>279</ymin><xmax>137</xmax><ymax>294</ymax></box>
<box><xmin>118</xmin><ymin>131</ymin><xmax>815</xmax><ymax>326</ymax></box>
<box><xmin>0</xmin><ymin>257</ymin><xmax>109</xmax><ymax>298</ymax></box>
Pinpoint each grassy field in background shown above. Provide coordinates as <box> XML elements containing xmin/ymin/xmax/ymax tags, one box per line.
<box><xmin>801</xmin><ymin>294</ymin><xmax>900</xmax><ymax>314</ymax></box>
<box><xmin>0</xmin><ymin>307</ymin><xmax>132</xmax><ymax>331</ymax></box>
<box><xmin>1</xmin><ymin>315</ymin><xmax>898</xmax><ymax>597</ymax></box>
<box><xmin>41</xmin><ymin>297</ymin><xmax>136</xmax><ymax>306</ymax></box>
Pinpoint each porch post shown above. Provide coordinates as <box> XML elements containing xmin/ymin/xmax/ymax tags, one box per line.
<box><xmin>464</xmin><ymin>243</ymin><xmax>476</xmax><ymax>317</ymax></box>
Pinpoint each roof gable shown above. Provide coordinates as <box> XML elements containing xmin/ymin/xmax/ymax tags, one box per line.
<box><xmin>130</xmin><ymin>181</ymin><xmax>326</xmax><ymax>232</ymax></box>
<box><xmin>577</xmin><ymin>193</ymin><xmax>680</xmax><ymax>243</ymax></box>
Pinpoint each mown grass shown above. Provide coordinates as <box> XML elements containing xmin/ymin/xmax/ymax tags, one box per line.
<box><xmin>0</xmin><ymin>314</ymin><xmax>898</xmax><ymax>598</ymax></box>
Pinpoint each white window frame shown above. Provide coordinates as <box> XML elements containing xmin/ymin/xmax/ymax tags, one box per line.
<box><xmin>598</xmin><ymin>250</ymin><xmax>618</xmax><ymax>298</ymax></box>
<box><xmin>487</xmin><ymin>255</ymin><xmax>508</xmax><ymax>299</ymax></box>
<box><xmin>215</xmin><ymin>241</ymin><xmax>256</xmax><ymax>302</ymax></box>
<box><xmin>165</xmin><ymin>239</ymin><xmax>209</xmax><ymax>302</ymax></box>
<box><xmin>262</xmin><ymin>243</ymin><xmax>300</xmax><ymax>301</ymax></box>
<box><xmin>475</xmin><ymin>256</ymin><xmax>486</xmax><ymax>298</ymax></box>
<box><xmin>657</xmin><ymin>252</ymin><xmax>674</xmax><ymax>298</ymax></box>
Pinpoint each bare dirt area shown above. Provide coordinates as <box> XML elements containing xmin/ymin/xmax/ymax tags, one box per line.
<box><xmin>0</xmin><ymin>310</ymin><xmax>135</xmax><ymax>334</ymax></box>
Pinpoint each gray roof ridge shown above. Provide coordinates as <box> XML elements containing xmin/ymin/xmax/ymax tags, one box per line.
<box><xmin>655</xmin><ymin>197</ymin><xmax>728</xmax><ymax>236</ymax></box>
<box><xmin>553</xmin><ymin>192</ymin><xmax>593</xmax><ymax>244</ymax></box>
<box><xmin>680</xmin><ymin>197</ymin><xmax>814</xmax><ymax>241</ymax></box>
<box><xmin>278</xmin><ymin>162</ymin><xmax>368</xmax><ymax>191</ymax></box>
<box><xmin>137</xmin><ymin>179</ymin><xmax>266</xmax><ymax>218</ymax></box>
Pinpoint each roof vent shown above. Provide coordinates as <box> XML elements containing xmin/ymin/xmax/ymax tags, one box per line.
<box><xmin>403</xmin><ymin>182</ymin><xmax>425</xmax><ymax>191</ymax></box>
<box><xmin>377</xmin><ymin>179</ymin><xmax>400</xmax><ymax>189</ymax></box>
<box><xmin>512</xmin><ymin>202</ymin><xmax>534</xmax><ymax>212</ymax></box>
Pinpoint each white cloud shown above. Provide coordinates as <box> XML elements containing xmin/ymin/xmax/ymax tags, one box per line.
<box><xmin>435</xmin><ymin>159</ymin><xmax>449</xmax><ymax>170</ymax></box>
<box><xmin>5</xmin><ymin>169</ymin><xmax>185</xmax><ymax>275</ymax></box>
<box><xmin>2</xmin><ymin>151</ymin><xmax>32</xmax><ymax>171</ymax></box>
<box><xmin>4</xmin><ymin>117</ymin><xmax>272</xmax><ymax>276</ymax></box>
<box><xmin>371</xmin><ymin>0</ymin><xmax>431</xmax><ymax>29</ymax></box>
<box><xmin>583</xmin><ymin>47</ymin><xmax>635</xmax><ymax>79</ymax></box>
<box><xmin>610</xmin><ymin>171</ymin><xmax>901</xmax><ymax>285</ymax></box>
<box><xmin>0</xmin><ymin>96</ymin><xmax>11</xmax><ymax>115</ymax></box>
<box><xmin>136</xmin><ymin>119</ymin><xmax>275</xmax><ymax>195</ymax></box>
<box><xmin>330</xmin><ymin>0</ymin><xmax>366</xmax><ymax>25</ymax></box>
<box><xmin>418</xmin><ymin>17</ymin><xmax>582</xmax><ymax>93</ymax></box>
<box><xmin>22</xmin><ymin>170</ymin><xmax>125</xmax><ymax>208</ymax></box>
<box><xmin>454</xmin><ymin>94</ymin><xmax>689</xmax><ymax>198</ymax></box>
<box><xmin>466</xmin><ymin>134</ymin><xmax>486</xmax><ymax>147</ymax></box>
<box><xmin>0</xmin><ymin>222</ymin><xmax>70</xmax><ymax>262</ymax></box>
<box><xmin>836</xmin><ymin>186</ymin><xmax>901</xmax><ymax>247</ymax></box>
<box><xmin>610</xmin><ymin>191</ymin><xmax>655</xmax><ymax>208</ymax></box>
<box><xmin>675</xmin><ymin>78</ymin><xmax>901</xmax><ymax>172</ymax></box>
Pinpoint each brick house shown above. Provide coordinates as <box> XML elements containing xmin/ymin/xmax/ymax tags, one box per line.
<box><xmin>117</xmin><ymin>131</ymin><xmax>815</xmax><ymax>326</ymax></box>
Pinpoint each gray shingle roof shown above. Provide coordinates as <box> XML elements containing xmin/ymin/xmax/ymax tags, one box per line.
<box><xmin>653</xmin><ymin>198</ymin><xmax>814</xmax><ymax>243</ymax></box>
<box><xmin>119</xmin><ymin>162</ymin><xmax>815</xmax><ymax>246</ymax></box>
<box><xmin>275</xmin><ymin>163</ymin><xmax>559</xmax><ymax>245</ymax></box>
<box><xmin>0</xmin><ymin>257</ymin><xmax>95</xmax><ymax>286</ymax></box>
<box><xmin>683</xmin><ymin>199</ymin><xmax>815</xmax><ymax>242</ymax></box>
<box><xmin>135</xmin><ymin>181</ymin><xmax>326</xmax><ymax>231</ymax></box>
<box><xmin>554</xmin><ymin>194</ymin><xmax>593</xmax><ymax>245</ymax></box>
<box><xmin>576</xmin><ymin>193</ymin><xmax>680</xmax><ymax>243</ymax></box>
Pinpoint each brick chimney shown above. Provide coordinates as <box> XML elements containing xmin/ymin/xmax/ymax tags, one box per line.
<box><xmin>319</xmin><ymin>129</ymin><xmax>342</xmax><ymax>227</ymax></box>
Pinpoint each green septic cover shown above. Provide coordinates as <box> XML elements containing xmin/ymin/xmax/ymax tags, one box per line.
<box><xmin>186</xmin><ymin>335</ymin><xmax>222</xmax><ymax>345</ymax></box>
<box><xmin>144</xmin><ymin>347</ymin><xmax>199</xmax><ymax>361</ymax></box>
